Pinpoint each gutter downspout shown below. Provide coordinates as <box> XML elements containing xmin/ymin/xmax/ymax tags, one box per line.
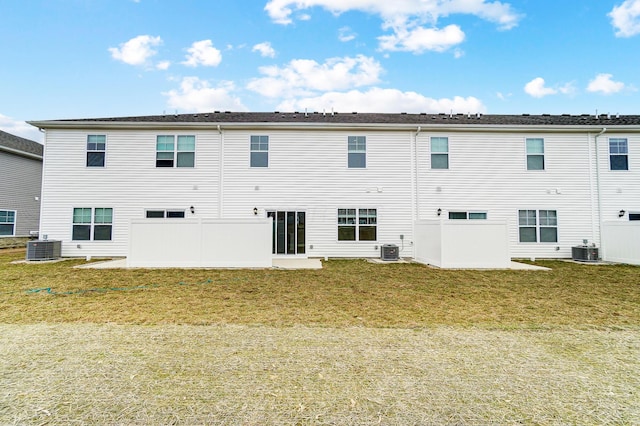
<box><xmin>411</xmin><ymin>126</ymin><xmax>421</xmax><ymax>259</ymax></box>
<box><xmin>594</xmin><ymin>127</ymin><xmax>606</xmax><ymax>258</ymax></box>
<box><xmin>217</xmin><ymin>125</ymin><xmax>223</xmax><ymax>219</ymax></box>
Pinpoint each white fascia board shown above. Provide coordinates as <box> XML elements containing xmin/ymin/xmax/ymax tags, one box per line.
<box><xmin>0</xmin><ymin>144</ymin><xmax>43</xmax><ymax>161</ymax></box>
<box><xmin>26</xmin><ymin>120</ymin><xmax>640</xmax><ymax>133</ymax></box>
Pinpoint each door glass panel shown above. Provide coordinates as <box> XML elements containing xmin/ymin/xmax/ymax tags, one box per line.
<box><xmin>297</xmin><ymin>212</ymin><xmax>305</xmax><ymax>254</ymax></box>
<box><xmin>267</xmin><ymin>211</ymin><xmax>276</xmax><ymax>254</ymax></box>
<box><xmin>276</xmin><ymin>212</ymin><xmax>286</xmax><ymax>254</ymax></box>
<box><xmin>287</xmin><ymin>212</ymin><xmax>296</xmax><ymax>254</ymax></box>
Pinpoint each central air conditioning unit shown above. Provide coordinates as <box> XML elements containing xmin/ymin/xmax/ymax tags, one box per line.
<box><xmin>571</xmin><ymin>245</ymin><xmax>599</xmax><ymax>262</ymax></box>
<box><xmin>381</xmin><ymin>244</ymin><xmax>399</xmax><ymax>261</ymax></box>
<box><xmin>26</xmin><ymin>240</ymin><xmax>62</xmax><ymax>261</ymax></box>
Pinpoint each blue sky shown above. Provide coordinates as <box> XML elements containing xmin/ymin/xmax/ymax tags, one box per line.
<box><xmin>2</xmin><ymin>0</ymin><xmax>640</xmax><ymax>142</ymax></box>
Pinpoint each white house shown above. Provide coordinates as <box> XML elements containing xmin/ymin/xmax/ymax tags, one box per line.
<box><xmin>28</xmin><ymin>112</ymin><xmax>640</xmax><ymax>266</ymax></box>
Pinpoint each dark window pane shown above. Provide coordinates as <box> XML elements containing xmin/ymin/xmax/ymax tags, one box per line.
<box><xmin>469</xmin><ymin>212</ymin><xmax>487</xmax><ymax>219</ymax></box>
<box><xmin>73</xmin><ymin>225</ymin><xmax>91</xmax><ymax>240</ymax></box>
<box><xmin>629</xmin><ymin>213</ymin><xmax>640</xmax><ymax>221</ymax></box>
<box><xmin>527</xmin><ymin>155</ymin><xmax>544</xmax><ymax>170</ymax></box>
<box><xmin>251</xmin><ymin>152</ymin><xmax>268</xmax><ymax>167</ymax></box>
<box><xmin>87</xmin><ymin>152</ymin><xmax>105</xmax><ymax>167</ymax></box>
<box><xmin>348</xmin><ymin>152</ymin><xmax>366</xmax><ymax>168</ymax></box>
<box><xmin>431</xmin><ymin>154</ymin><xmax>448</xmax><ymax>169</ymax></box>
<box><xmin>519</xmin><ymin>227</ymin><xmax>537</xmax><ymax>242</ymax></box>
<box><xmin>166</xmin><ymin>211</ymin><xmax>185</xmax><ymax>218</ymax></box>
<box><xmin>359</xmin><ymin>226</ymin><xmax>377</xmax><ymax>241</ymax></box>
<box><xmin>449</xmin><ymin>212</ymin><xmax>467</xmax><ymax>219</ymax></box>
<box><xmin>146</xmin><ymin>211</ymin><xmax>165</xmax><ymax>218</ymax></box>
<box><xmin>338</xmin><ymin>226</ymin><xmax>356</xmax><ymax>241</ymax></box>
<box><xmin>610</xmin><ymin>155</ymin><xmax>628</xmax><ymax>170</ymax></box>
<box><xmin>94</xmin><ymin>225</ymin><xmax>112</xmax><ymax>241</ymax></box>
<box><xmin>0</xmin><ymin>224</ymin><xmax>14</xmax><ymax>236</ymax></box>
<box><xmin>540</xmin><ymin>227</ymin><xmax>558</xmax><ymax>242</ymax></box>
<box><xmin>177</xmin><ymin>152</ymin><xmax>195</xmax><ymax>167</ymax></box>
<box><xmin>297</xmin><ymin>212</ymin><xmax>305</xmax><ymax>254</ymax></box>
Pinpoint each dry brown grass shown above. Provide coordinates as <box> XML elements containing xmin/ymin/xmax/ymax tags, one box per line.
<box><xmin>2</xmin><ymin>249</ymin><xmax>640</xmax><ymax>424</ymax></box>
<box><xmin>1</xmin><ymin>324</ymin><xmax>639</xmax><ymax>425</ymax></box>
<box><xmin>1</xmin><ymin>250</ymin><xmax>639</xmax><ymax>328</ymax></box>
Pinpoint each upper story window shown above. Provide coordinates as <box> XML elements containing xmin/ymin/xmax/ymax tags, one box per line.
<box><xmin>518</xmin><ymin>209</ymin><xmax>557</xmax><ymax>243</ymax></box>
<box><xmin>72</xmin><ymin>207</ymin><xmax>113</xmax><ymax>241</ymax></box>
<box><xmin>145</xmin><ymin>210</ymin><xmax>186</xmax><ymax>218</ymax></box>
<box><xmin>156</xmin><ymin>135</ymin><xmax>195</xmax><ymax>168</ymax></box>
<box><xmin>86</xmin><ymin>135</ymin><xmax>106</xmax><ymax>167</ymax></box>
<box><xmin>0</xmin><ymin>210</ymin><xmax>16</xmax><ymax>236</ymax></box>
<box><xmin>348</xmin><ymin>136</ymin><xmax>366</xmax><ymax>168</ymax></box>
<box><xmin>526</xmin><ymin>138</ymin><xmax>545</xmax><ymax>170</ymax></box>
<box><xmin>338</xmin><ymin>208</ymin><xmax>377</xmax><ymax>241</ymax></box>
<box><xmin>431</xmin><ymin>137</ymin><xmax>449</xmax><ymax>169</ymax></box>
<box><xmin>609</xmin><ymin>138</ymin><xmax>628</xmax><ymax>170</ymax></box>
<box><xmin>250</xmin><ymin>135</ymin><xmax>269</xmax><ymax>167</ymax></box>
<box><xmin>449</xmin><ymin>211</ymin><xmax>487</xmax><ymax>220</ymax></box>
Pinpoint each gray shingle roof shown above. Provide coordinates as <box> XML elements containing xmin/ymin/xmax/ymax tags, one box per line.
<box><xmin>0</xmin><ymin>130</ymin><xmax>43</xmax><ymax>158</ymax></box>
<box><xmin>32</xmin><ymin>111</ymin><xmax>640</xmax><ymax>127</ymax></box>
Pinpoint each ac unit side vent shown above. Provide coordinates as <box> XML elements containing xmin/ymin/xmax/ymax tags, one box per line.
<box><xmin>571</xmin><ymin>245</ymin><xmax>599</xmax><ymax>262</ymax></box>
<box><xmin>26</xmin><ymin>240</ymin><xmax>62</xmax><ymax>261</ymax></box>
<box><xmin>381</xmin><ymin>244</ymin><xmax>399</xmax><ymax>261</ymax></box>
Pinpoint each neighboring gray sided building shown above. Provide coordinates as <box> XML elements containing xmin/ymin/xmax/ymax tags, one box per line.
<box><xmin>0</xmin><ymin>130</ymin><xmax>43</xmax><ymax>239</ymax></box>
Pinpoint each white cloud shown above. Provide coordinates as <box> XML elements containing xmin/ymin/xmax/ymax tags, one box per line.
<box><xmin>163</xmin><ymin>77</ymin><xmax>248</xmax><ymax>112</ymax></box>
<box><xmin>609</xmin><ymin>0</ymin><xmax>640</xmax><ymax>37</ymax></box>
<box><xmin>247</xmin><ymin>55</ymin><xmax>383</xmax><ymax>98</ymax></box>
<box><xmin>156</xmin><ymin>61</ymin><xmax>171</xmax><ymax>70</ymax></box>
<box><xmin>276</xmin><ymin>88</ymin><xmax>486</xmax><ymax>114</ymax></box>
<box><xmin>524</xmin><ymin>77</ymin><xmax>558</xmax><ymax>98</ymax></box>
<box><xmin>265</xmin><ymin>0</ymin><xmax>520</xmax><ymax>54</ymax></box>
<box><xmin>0</xmin><ymin>114</ymin><xmax>43</xmax><ymax>143</ymax></box>
<box><xmin>182</xmin><ymin>40</ymin><xmax>222</xmax><ymax>67</ymax></box>
<box><xmin>338</xmin><ymin>26</ymin><xmax>357</xmax><ymax>42</ymax></box>
<box><xmin>587</xmin><ymin>73</ymin><xmax>626</xmax><ymax>95</ymax></box>
<box><xmin>252</xmin><ymin>42</ymin><xmax>276</xmax><ymax>58</ymax></box>
<box><xmin>108</xmin><ymin>35</ymin><xmax>162</xmax><ymax>66</ymax></box>
<box><xmin>378</xmin><ymin>24</ymin><xmax>465</xmax><ymax>53</ymax></box>
<box><xmin>265</xmin><ymin>0</ymin><xmax>520</xmax><ymax>28</ymax></box>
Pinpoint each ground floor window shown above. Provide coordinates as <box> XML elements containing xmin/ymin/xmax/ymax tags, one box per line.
<box><xmin>0</xmin><ymin>210</ymin><xmax>16</xmax><ymax>236</ymax></box>
<box><xmin>73</xmin><ymin>207</ymin><xmax>113</xmax><ymax>241</ymax></box>
<box><xmin>629</xmin><ymin>212</ymin><xmax>640</xmax><ymax>221</ymax></box>
<box><xmin>338</xmin><ymin>208</ymin><xmax>377</xmax><ymax>241</ymax></box>
<box><xmin>448</xmin><ymin>211</ymin><xmax>487</xmax><ymax>220</ymax></box>
<box><xmin>518</xmin><ymin>209</ymin><xmax>557</xmax><ymax>243</ymax></box>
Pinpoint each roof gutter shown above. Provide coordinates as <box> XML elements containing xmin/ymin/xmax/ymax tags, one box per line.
<box><xmin>27</xmin><ymin>120</ymin><xmax>640</xmax><ymax>134</ymax></box>
<box><xmin>0</xmin><ymin>145</ymin><xmax>43</xmax><ymax>161</ymax></box>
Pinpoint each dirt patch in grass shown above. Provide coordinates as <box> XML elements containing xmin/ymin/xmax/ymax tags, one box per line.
<box><xmin>1</xmin><ymin>250</ymin><xmax>639</xmax><ymax>328</ymax></box>
<box><xmin>1</xmin><ymin>324</ymin><xmax>638</xmax><ymax>425</ymax></box>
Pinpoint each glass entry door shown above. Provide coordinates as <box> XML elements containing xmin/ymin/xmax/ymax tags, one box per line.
<box><xmin>266</xmin><ymin>211</ymin><xmax>305</xmax><ymax>255</ymax></box>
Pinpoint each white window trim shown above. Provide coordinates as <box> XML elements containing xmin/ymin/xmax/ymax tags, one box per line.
<box><xmin>145</xmin><ymin>209</ymin><xmax>187</xmax><ymax>218</ymax></box>
<box><xmin>518</xmin><ymin>209</ymin><xmax>558</xmax><ymax>244</ymax></box>
<box><xmin>525</xmin><ymin>137</ymin><xmax>545</xmax><ymax>171</ymax></box>
<box><xmin>337</xmin><ymin>208</ymin><xmax>378</xmax><ymax>242</ymax></box>
<box><xmin>430</xmin><ymin>136</ymin><xmax>449</xmax><ymax>170</ymax></box>
<box><xmin>86</xmin><ymin>134</ymin><xmax>107</xmax><ymax>168</ymax></box>
<box><xmin>347</xmin><ymin>136</ymin><xmax>367</xmax><ymax>169</ymax></box>
<box><xmin>0</xmin><ymin>209</ymin><xmax>17</xmax><ymax>237</ymax></box>
<box><xmin>448</xmin><ymin>211</ymin><xmax>488</xmax><ymax>220</ymax></box>
<box><xmin>608</xmin><ymin>137</ymin><xmax>629</xmax><ymax>171</ymax></box>
<box><xmin>156</xmin><ymin>135</ymin><xmax>196</xmax><ymax>168</ymax></box>
<box><xmin>250</xmin><ymin>135</ymin><xmax>269</xmax><ymax>168</ymax></box>
<box><xmin>71</xmin><ymin>207</ymin><xmax>114</xmax><ymax>242</ymax></box>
